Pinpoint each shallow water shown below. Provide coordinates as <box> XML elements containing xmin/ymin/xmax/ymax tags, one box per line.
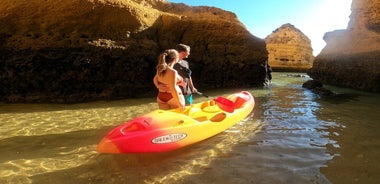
<box><xmin>0</xmin><ymin>72</ymin><xmax>379</xmax><ymax>184</ymax></box>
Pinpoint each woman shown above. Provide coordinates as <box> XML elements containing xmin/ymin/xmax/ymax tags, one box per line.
<box><xmin>153</xmin><ymin>49</ymin><xmax>185</xmax><ymax>110</ymax></box>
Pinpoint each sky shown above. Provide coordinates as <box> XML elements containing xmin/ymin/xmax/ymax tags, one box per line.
<box><xmin>168</xmin><ymin>0</ymin><xmax>352</xmax><ymax>56</ymax></box>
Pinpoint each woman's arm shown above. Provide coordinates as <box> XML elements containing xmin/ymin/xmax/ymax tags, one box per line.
<box><xmin>168</xmin><ymin>69</ymin><xmax>185</xmax><ymax>108</ymax></box>
<box><xmin>153</xmin><ymin>74</ymin><xmax>159</xmax><ymax>89</ymax></box>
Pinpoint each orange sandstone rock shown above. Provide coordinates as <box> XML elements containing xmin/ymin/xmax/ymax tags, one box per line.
<box><xmin>309</xmin><ymin>0</ymin><xmax>380</xmax><ymax>92</ymax></box>
<box><xmin>265</xmin><ymin>23</ymin><xmax>314</xmax><ymax>71</ymax></box>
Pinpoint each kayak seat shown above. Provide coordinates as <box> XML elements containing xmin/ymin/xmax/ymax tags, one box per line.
<box><xmin>186</xmin><ymin>108</ymin><xmax>208</xmax><ymax>122</ymax></box>
<box><xmin>201</xmin><ymin>100</ymin><xmax>220</xmax><ymax>113</ymax></box>
<box><xmin>226</xmin><ymin>92</ymin><xmax>249</xmax><ymax>109</ymax></box>
<box><xmin>215</xmin><ymin>97</ymin><xmax>234</xmax><ymax>113</ymax></box>
<box><xmin>233</xmin><ymin>96</ymin><xmax>247</xmax><ymax>109</ymax></box>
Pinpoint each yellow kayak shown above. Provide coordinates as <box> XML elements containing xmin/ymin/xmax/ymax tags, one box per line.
<box><xmin>97</xmin><ymin>91</ymin><xmax>255</xmax><ymax>153</ymax></box>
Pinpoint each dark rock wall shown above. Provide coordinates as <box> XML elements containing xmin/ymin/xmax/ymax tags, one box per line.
<box><xmin>0</xmin><ymin>47</ymin><xmax>157</xmax><ymax>103</ymax></box>
<box><xmin>0</xmin><ymin>0</ymin><xmax>268</xmax><ymax>103</ymax></box>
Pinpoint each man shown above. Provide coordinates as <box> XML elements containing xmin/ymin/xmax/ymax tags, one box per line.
<box><xmin>174</xmin><ymin>43</ymin><xmax>198</xmax><ymax>105</ymax></box>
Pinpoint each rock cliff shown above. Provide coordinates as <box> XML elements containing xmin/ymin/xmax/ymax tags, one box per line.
<box><xmin>308</xmin><ymin>0</ymin><xmax>380</xmax><ymax>92</ymax></box>
<box><xmin>265</xmin><ymin>23</ymin><xmax>314</xmax><ymax>71</ymax></box>
<box><xmin>0</xmin><ymin>0</ymin><xmax>267</xmax><ymax>103</ymax></box>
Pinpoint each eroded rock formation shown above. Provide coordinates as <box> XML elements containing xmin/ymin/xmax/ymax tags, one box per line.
<box><xmin>265</xmin><ymin>23</ymin><xmax>314</xmax><ymax>71</ymax></box>
<box><xmin>0</xmin><ymin>0</ymin><xmax>267</xmax><ymax>103</ymax></box>
<box><xmin>308</xmin><ymin>0</ymin><xmax>380</xmax><ymax>92</ymax></box>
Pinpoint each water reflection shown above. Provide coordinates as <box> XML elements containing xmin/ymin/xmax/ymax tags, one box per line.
<box><xmin>0</xmin><ymin>72</ymin><xmax>379</xmax><ymax>183</ymax></box>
